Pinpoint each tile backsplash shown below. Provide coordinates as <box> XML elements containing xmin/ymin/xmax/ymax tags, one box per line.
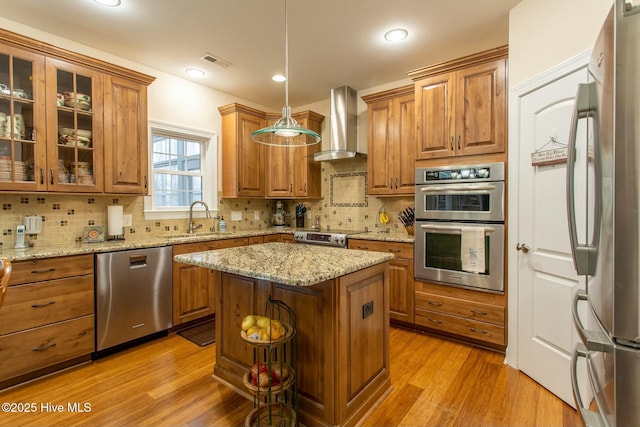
<box><xmin>0</xmin><ymin>157</ymin><xmax>414</xmax><ymax>250</ymax></box>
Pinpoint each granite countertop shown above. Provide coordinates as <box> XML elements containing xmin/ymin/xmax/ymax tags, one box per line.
<box><xmin>0</xmin><ymin>228</ymin><xmax>414</xmax><ymax>262</ymax></box>
<box><xmin>174</xmin><ymin>242</ymin><xmax>395</xmax><ymax>287</ymax></box>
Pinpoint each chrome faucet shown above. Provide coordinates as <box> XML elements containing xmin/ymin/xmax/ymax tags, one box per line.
<box><xmin>188</xmin><ymin>200</ymin><xmax>211</xmax><ymax>234</ymax></box>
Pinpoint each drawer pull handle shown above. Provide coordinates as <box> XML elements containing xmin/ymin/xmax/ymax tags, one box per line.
<box><xmin>388</xmin><ymin>249</ymin><xmax>401</xmax><ymax>253</ymax></box>
<box><xmin>32</xmin><ymin>341</ymin><xmax>57</xmax><ymax>352</ymax></box>
<box><xmin>31</xmin><ymin>301</ymin><xmax>56</xmax><ymax>308</ymax></box>
<box><xmin>31</xmin><ymin>268</ymin><xmax>56</xmax><ymax>274</ymax></box>
<box><xmin>470</xmin><ymin>309</ymin><xmax>488</xmax><ymax>316</ymax></box>
<box><xmin>428</xmin><ymin>301</ymin><xmax>443</xmax><ymax>307</ymax></box>
<box><xmin>427</xmin><ymin>318</ymin><xmax>443</xmax><ymax>324</ymax></box>
<box><xmin>356</xmin><ymin>246</ymin><xmax>369</xmax><ymax>250</ymax></box>
<box><xmin>470</xmin><ymin>328</ymin><xmax>488</xmax><ymax>335</ymax></box>
<box><xmin>77</xmin><ymin>330</ymin><xmax>89</xmax><ymax>337</ymax></box>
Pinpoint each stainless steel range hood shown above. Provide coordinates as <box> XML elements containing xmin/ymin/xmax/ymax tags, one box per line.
<box><xmin>313</xmin><ymin>85</ymin><xmax>365</xmax><ymax>161</ymax></box>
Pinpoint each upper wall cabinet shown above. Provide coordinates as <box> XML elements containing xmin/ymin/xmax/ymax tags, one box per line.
<box><xmin>219</xmin><ymin>103</ymin><xmax>266</xmax><ymax>198</ymax></box>
<box><xmin>265</xmin><ymin>110</ymin><xmax>324</xmax><ymax>199</ymax></box>
<box><xmin>0</xmin><ymin>29</ymin><xmax>154</xmax><ymax>194</ymax></box>
<box><xmin>0</xmin><ymin>44</ymin><xmax>46</xmax><ymax>192</ymax></box>
<box><xmin>409</xmin><ymin>46</ymin><xmax>507</xmax><ymax>161</ymax></box>
<box><xmin>103</xmin><ymin>75</ymin><xmax>148</xmax><ymax>194</ymax></box>
<box><xmin>362</xmin><ymin>85</ymin><xmax>415</xmax><ymax>196</ymax></box>
<box><xmin>219</xmin><ymin>103</ymin><xmax>324</xmax><ymax>199</ymax></box>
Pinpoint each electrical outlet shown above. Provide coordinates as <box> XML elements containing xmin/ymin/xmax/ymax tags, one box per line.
<box><xmin>362</xmin><ymin>301</ymin><xmax>374</xmax><ymax>319</ymax></box>
<box><xmin>254</xmin><ymin>210</ymin><xmax>260</xmax><ymax>220</ymax></box>
<box><xmin>123</xmin><ymin>214</ymin><xmax>133</xmax><ymax>227</ymax></box>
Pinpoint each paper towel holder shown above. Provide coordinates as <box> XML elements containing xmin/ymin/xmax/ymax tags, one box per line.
<box><xmin>107</xmin><ymin>205</ymin><xmax>125</xmax><ymax>241</ymax></box>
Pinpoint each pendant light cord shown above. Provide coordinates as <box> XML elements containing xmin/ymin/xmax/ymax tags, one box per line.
<box><xmin>284</xmin><ymin>0</ymin><xmax>290</xmax><ymax>114</ymax></box>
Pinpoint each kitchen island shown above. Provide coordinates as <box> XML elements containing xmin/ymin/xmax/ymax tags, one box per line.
<box><xmin>174</xmin><ymin>242</ymin><xmax>394</xmax><ymax>427</ymax></box>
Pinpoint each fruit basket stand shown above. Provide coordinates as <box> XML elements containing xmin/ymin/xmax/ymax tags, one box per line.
<box><xmin>241</xmin><ymin>298</ymin><xmax>297</xmax><ymax>427</ymax></box>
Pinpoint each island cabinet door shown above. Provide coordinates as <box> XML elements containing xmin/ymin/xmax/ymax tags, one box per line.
<box><xmin>214</xmin><ymin>272</ymin><xmax>271</xmax><ymax>384</ymax></box>
<box><xmin>272</xmin><ymin>281</ymin><xmax>336</xmax><ymax>426</ymax></box>
<box><xmin>336</xmin><ymin>261</ymin><xmax>391</xmax><ymax>426</ymax></box>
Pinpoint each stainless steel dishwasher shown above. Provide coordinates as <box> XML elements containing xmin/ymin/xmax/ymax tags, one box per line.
<box><xmin>95</xmin><ymin>246</ymin><xmax>173</xmax><ymax>353</ymax></box>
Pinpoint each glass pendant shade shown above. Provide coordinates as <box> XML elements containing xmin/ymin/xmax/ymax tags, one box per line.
<box><xmin>251</xmin><ymin>106</ymin><xmax>321</xmax><ymax>146</ymax></box>
<box><xmin>251</xmin><ymin>0</ymin><xmax>321</xmax><ymax>147</ymax></box>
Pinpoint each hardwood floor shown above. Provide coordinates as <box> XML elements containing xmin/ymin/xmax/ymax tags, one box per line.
<box><xmin>0</xmin><ymin>327</ymin><xmax>581</xmax><ymax>427</ymax></box>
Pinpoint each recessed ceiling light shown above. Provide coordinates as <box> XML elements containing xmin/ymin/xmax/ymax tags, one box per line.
<box><xmin>384</xmin><ymin>28</ymin><xmax>408</xmax><ymax>42</ymax></box>
<box><xmin>272</xmin><ymin>74</ymin><xmax>286</xmax><ymax>82</ymax></box>
<box><xmin>94</xmin><ymin>0</ymin><xmax>121</xmax><ymax>6</ymax></box>
<box><xmin>185</xmin><ymin>68</ymin><xmax>206</xmax><ymax>78</ymax></box>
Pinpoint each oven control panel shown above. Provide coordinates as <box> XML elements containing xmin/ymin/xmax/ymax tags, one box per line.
<box><xmin>415</xmin><ymin>162</ymin><xmax>505</xmax><ymax>184</ymax></box>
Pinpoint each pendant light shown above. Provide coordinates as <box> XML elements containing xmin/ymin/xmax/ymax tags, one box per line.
<box><xmin>250</xmin><ymin>0</ymin><xmax>321</xmax><ymax>147</ymax></box>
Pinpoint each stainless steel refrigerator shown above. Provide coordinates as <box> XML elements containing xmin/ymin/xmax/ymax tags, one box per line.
<box><xmin>568</xmin><ymin>1</ymin><xmax>640</xmax><ymax>426</ymax></box>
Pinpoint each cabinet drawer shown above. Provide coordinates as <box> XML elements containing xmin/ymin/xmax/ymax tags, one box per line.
<box><xmin>9</xmin><ymin>254</ymin><xmax>94</xmax><ymax>285</ymax></box>
<box><xmin>415</xmin><ymin>291</ymin><xmax>504</xmax><ymax>326</ymax></box>
<box><xmin>0</xmin><ymin>275</ymin><xmax>94</xmax><ymax>335</ymax></box>
<box><xmin>415</xmin><ymin>309</ymin><xmax>505</xmax><ymax>346</ymax></box>
<box><xmin>0</xmin><ymin>315</ymin><xmax>95</xmax><ymax>382</ymax></box>
<box><xmin>348</xmin><ymin>239</ymin><xmax>413</xmax><ymax>259</ymax></box>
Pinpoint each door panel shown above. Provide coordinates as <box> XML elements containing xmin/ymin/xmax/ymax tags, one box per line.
<box><xmin>516</xmin><ymin>66</ymin><xmax>590</xmax><ymax>406</ymax></box>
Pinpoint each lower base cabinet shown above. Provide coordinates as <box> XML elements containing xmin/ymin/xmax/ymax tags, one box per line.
<box><xmin>348</xmin><ymin>239</ymin><xmax>415</xmax><ymax>324</ymax></box>
<box><xmin>414</xmin><ymin>280</ymin><xmax>506</xmax><ymax>350</ymax></box>
<box><xmin>172</xmin><ymin>237</ymin><xmax>249</xmax><ymax>326</ymax></box>
<box><xmin>0</xmin><ymin>254</ymin><xmax>95</xmax><ymax>389</ymax></box>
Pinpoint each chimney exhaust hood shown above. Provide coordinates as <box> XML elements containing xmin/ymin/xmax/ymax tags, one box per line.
<box><xmin>313</xmin><ymin>85</ymin><xmax>365</xmax><ymax>162</ymax></box>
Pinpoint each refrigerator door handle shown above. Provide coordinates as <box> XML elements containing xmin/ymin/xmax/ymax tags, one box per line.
<box><xmin>571</xmin><ymin>343</ymin><xmax>606</xmax><ymax>427</ymax></box>
<box><xmin>572</xmin><ymin>290</ymin><xmax>612</xmax><ymax>352</ymax></box>
<box><xmin>566</xmin><ymin>82</ymin><xmax>601</xmax><ymax>276</ymax></box>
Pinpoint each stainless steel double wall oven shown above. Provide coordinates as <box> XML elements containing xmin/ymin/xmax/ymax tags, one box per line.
<box><xmin>414</xmin><ymin>162</ymin><xmax>505</xmax><ymax>292</ymax></box>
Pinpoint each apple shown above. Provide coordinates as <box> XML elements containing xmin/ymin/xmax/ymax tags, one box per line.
<box><xmin>241</xmin><ymin>315</ymin><xmax>257</xmax><ymax>331</ymax></box>
<box><xmin>250</xmin><ymin>362</ymin><xmax>268</xmax><ymax>379</ymax></box>
<box><xmin>270</xmin><ymin>371</ymin><xmax>281</xmax><ymax>387</ymax></box>
<box><xmin>272</xmin><ymin>365</ymin><xmax>289</xmax><ymax>382</ymax></box>
<box><xmin>258</xmin><ymin>372</ymin><xmax>270</xmax><ymax>387</ymax></box>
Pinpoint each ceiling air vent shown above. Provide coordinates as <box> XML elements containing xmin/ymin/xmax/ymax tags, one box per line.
<box><xmin>201</xmin><ymin>53</ymin><xmax>231</xmax><ymax>68</ymax></box>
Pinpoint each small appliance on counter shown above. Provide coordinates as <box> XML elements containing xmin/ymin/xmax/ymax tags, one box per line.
<box><xmin>271</xmin><ymin>201</ymin><xmax>290</xmax><ymax>227</ymax></box>
<box><xmin>295</xmin><ymin>203</ymin><xmax>306</xmax><ymax>228</ymax></box>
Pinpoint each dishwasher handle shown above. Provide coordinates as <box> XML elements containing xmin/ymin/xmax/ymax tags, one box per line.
<box><xmin>129</xmin><ymin>255</ymin><xmax>148</xmax><ymax>268</ymax></box>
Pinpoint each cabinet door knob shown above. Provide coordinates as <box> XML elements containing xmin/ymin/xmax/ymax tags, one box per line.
<box><xmin>516</xmin><ymin>243</ymin><xmax>530</xmax><ymax>253</ymax></box>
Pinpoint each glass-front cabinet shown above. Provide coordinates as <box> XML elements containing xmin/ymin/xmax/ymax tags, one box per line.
<box><xmin>45</xmin><ymin>58</ymin><xmax>103</xmax><ymax>192</ymax></box>
<box><xmin>0</xmin><ymin>45</ymin><xmax>45</xmax><ymax>191</ymax></box>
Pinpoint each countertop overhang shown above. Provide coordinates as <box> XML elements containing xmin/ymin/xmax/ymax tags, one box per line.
<box><xmin>173</xmin><ymin>242</ymin><xmax>394</xmax><ymax>287</ymax></box>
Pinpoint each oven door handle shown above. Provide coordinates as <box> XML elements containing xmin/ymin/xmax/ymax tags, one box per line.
<box><xmin>419</xmin><ymin>224</ymin><xmax>495</xmax><ymax>234</ymax></box>
<box><xmin>420</xmin><ymin>184</ymin><xmax>496</xmax><ymax>193</ymax></box>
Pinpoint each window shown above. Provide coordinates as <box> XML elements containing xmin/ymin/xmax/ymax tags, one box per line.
<box><xmin>144</xmin><ymin>121</ymin><xmax>217</xmax><ymax>219</ymax></box>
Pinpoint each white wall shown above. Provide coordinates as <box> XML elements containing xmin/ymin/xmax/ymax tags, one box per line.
<box><xmin>509</xmin><ymin>0</ymin><xmax>612</xmax><ymax>88</ymax></box>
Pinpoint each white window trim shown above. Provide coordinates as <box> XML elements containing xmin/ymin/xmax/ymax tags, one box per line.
<box><xmin>144</xmin><ymin>120</ymin><xmax>218</xmax><ymax>220</ymax></box>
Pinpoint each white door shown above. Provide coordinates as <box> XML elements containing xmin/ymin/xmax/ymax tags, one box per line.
<box><xmin>513</xmin><ymin>64</ymin><xmax>592</xmax><ymax>406</ymax></box>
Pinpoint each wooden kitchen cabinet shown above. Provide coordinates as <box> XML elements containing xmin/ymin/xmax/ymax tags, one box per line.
<box><xmin>0</xmin><ymin>28</ymin><xmax>154</xmax><ymax>195</ymax></box>
<box><xmin>45</xmin><ymin>58</ymin><xmax>104</xmax><ymax>192</ymax></box>
<box><xmin>409</xmin><ymin>46</ymin><xmax>507</xmax><ymax>161</ymax></box>
<box><xmin>219</xmin><ymin>103</ymin><xmax>266</xmax><ymax>198</ymax></box>
<box><xmin>362</xmin><ymin>85</ymin><xmax>415</xmax><ymax>195</ymax></box>
<box><xmin>103</xmin><ymin>75</ymin><xmax>149</xmax><ymax>194</ymax></box>
<box><xmin>0</xmin><ymin>254</ymin><xmax>95</xmax><ymax>389</ymax></box>
<box><xmin>348</xmin><ymin>239</ymin><xmax>415</xmax><ymax>323</ymax></box>
<box><xmin>172</xmin><ymin>237</ymin><xmax>249</xmax><ymax>325</ymax></box>
<box><xmin>414</xmin><ymin>280</ymin><xmax>506</xmax><ymax>350</ymax></box>
<box><xmin>220</xmin><ymin>103</ymin><xmax>324</xmax><ymax>199</ymax></box>
<box><xmin>0</xmin><ymin>43</ymin><xmax>46</xmax><ymax>191</ymax></box>
<box><xmin>265</xmin><ymin>110</ymin><xmax>324</xmax><ymax>198</ymax></box>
